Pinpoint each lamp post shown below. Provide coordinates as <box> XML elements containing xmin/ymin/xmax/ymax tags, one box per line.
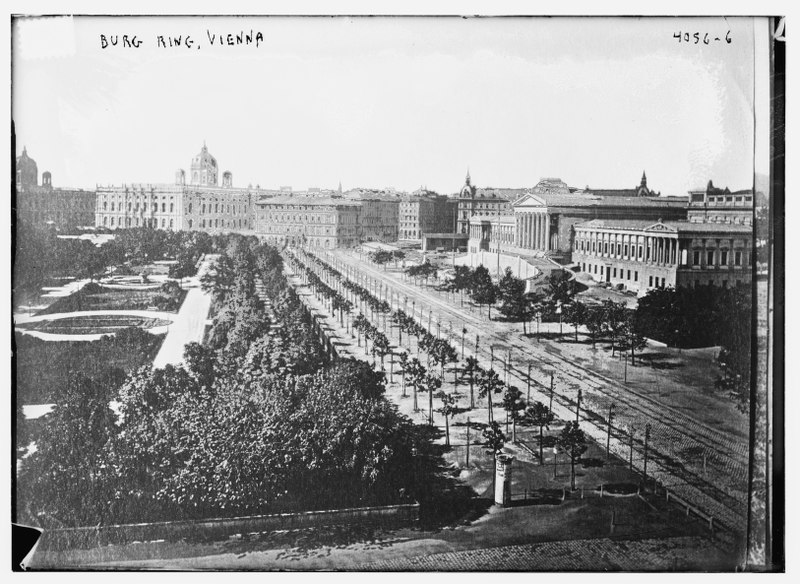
<box><xmin>553</xmin><ymin>444</ymin><xmax>558</xmax><ymax>479</ymax></box>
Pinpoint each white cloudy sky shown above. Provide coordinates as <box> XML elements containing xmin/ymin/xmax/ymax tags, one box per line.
<box><xmin>12</xmin><ymin>15</ymin><xmax>769</xmax><ymax>195</ymax></box>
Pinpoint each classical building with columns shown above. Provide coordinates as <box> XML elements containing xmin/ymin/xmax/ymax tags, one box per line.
<box><xmin>572</xmin><ymin>219</ymin><xmax>753</xmax><ymax>294</ymax></box>
<box><xmin>467</xmin><ymin>176</ymin><xmax>689</xmax><ymax>261</ymax></box>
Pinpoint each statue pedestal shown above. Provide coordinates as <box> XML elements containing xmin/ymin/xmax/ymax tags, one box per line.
<box><xmin>494</xmin><ymin>453</ymin><xmax>515</xmax><ymax>507</ymax></box>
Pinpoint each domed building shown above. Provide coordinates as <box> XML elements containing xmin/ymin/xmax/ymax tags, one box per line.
<box><xmin>15</xmin><ymin>147</ymin><xmax>96</xmax><ymax>230</ymax></box>
<box><xmin>190</xmin><ymin>142</ymin><xmax>218</xmax><ymax>186</ymax></box>
<box><xmin>95</xmin><ymin>143</ymin><xmax>280</xmax><ymax>232</ymax></box>
<box><xmin>16</xmin><ymin>147</ymin><xmax>38</xmax><ymax>189</ymax></box>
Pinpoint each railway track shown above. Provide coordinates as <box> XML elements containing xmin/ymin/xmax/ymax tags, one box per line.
<box><xmin>301</xmin><ymin>249</ymin><xmax>750</xmax><ymax>533</ymax></box>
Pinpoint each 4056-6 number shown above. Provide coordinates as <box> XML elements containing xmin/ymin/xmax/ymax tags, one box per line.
<box><xmin>673</xmin><ymin>30</ymin><xmax>732</xmax><ymax>45</ymax></box>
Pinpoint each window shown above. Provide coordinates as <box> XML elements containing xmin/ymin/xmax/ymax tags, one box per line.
<box><xmin>616</xmin><ymin>244</ymin><xmax>621</xmax><ymax>256</ymax></box>
<box><xmin>634</xmin><ymin>271</ymin><xmax>638</xmax><ymax>282</ymax></box>
<box><xmin>161</xmin><ymin>218</ymin><xmax>165</xmax><ymax>228</ymax></box>
<box><xmin>735</xmin><ymin>251</ymin><xmax>742</xmax><ymax>266</ymax></box>
<box><xmin>170</xmin><ymin>203</ymin><xmax>174</xmax><ymax>213</ymax></box>
<box><xmin>111</xmin><ymin>202</ymin><xmax>115</xmax><ymax>211</ymax></box>
<box><xmin>623</xmin><ymin>244</ymin><xmax>628</xmax><ymax>257</ymax></box>
<box><xmin>627</xmin><ymin>270</ymin><xmax>631</xmax><ymax>280</ymax></box>
<box><xmin>110</xmin><ymin>217</ymin><xmax>114</xmax><ymax>226</ymax></box>
<box><xmin>707</xmin><ymin>251</ymin><xmax>715</xmax><ymax>265</ymax></box>
<box><xmin>638</xmin><ymin>245</ymin><xmax>643</xmax><ymax>259</ymax></box>
<box><xmin>613</xmin><ymin>268</ymin><xmax>617</xmax><ymax>278</ymax></box>
<box><xmin>720</xmin><ymin>250</ymin><xmax>728</xmax><ymax>265</ymax></box>
<box><xmin>604</xmin><ymin>242</ymin><xmax>608</xmax><ymax>254</ymax></box>
<box><xmin>649</xmin><ymin>276</ymin><xmax>653</xmax><ymax>287</ymax></box>
<box><xmin>693</xmin><ymin>250</ymin><xmax>701</xmax><ymax>265</ymax></box>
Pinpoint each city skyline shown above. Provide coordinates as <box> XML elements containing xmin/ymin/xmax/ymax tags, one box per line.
<box><xmin>13</xmin><ymin>16</ymin><xmax>769</xmax><ymax>195</ymax></box>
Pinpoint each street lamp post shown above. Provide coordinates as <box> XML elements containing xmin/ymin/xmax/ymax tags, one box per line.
<box><xmin>553</xmin><ymin>445</ymin><xmax>558</xmax><ymax>479</ymax></box>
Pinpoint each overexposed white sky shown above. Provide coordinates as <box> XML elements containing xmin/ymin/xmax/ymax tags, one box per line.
<box><xmin>12</xmin><ymin>15</ymin><xmax>769</xmax><ymax>195</ymax></box>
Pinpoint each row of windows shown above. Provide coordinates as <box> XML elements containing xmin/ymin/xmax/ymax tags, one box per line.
<box><xmin>103</xmin><ymin>216</ymin><xmax>174</xmax><ymax>229</ymax></box>
<box><xmin>691</xmin><ymin>250</ymin><xmax>748</xmax><ymax>267</ymax></box>
<box><xmin>192</xmin><ymin>203</ymin><xmax>248</xmax><ymax>215</ymax></box>
<box><xmin>257</xmin><ymin>212</ymin><xmax>338</xmax><ymax>224</ymax></box>
<box><xmin>103</xmin><ymin>201</ymin><xmax>175</xmax><ymax>213</ymax></box>
<box><xmin>581</xmin><ymin>262</ymin><xmax>640</xmax><ymax>283</ymax></box>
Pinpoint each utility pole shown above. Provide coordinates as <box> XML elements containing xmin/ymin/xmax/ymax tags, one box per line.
<box><xmin>576</xmin><ymin>388</ymin><xmax>582</xmax><ymax>422</ymax></box>
<box><xmin>629</xmin><ymin>427</ymin><xmax>635</xmax><ymax>471</ymax></box>
<box><xmin>466</xmin><ymin>417</ymin><xmax>471</xmax><ymax>467</ymax></box>
<box><xmin>643</xmin><ymin>422</ymin><xmax>652</xmax><ymax>482</ymax></box>
<box><xmin>527</xmin><ymin>363</ymin><xmax>532</xmax><ymax>402</ymax></box>
<box><xmin>606</xmin><ymin>403</ymin><xmax>615</xmax><ymax>459</ymax></box>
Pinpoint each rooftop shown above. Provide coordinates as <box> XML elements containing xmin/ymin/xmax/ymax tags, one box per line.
<box><xmin>574</xmin><ymin>218</ymin><xmax>753</xmax><ymax>234</ymax></box>
<box><xmin>255</xmin><ymin>195</ymin><xmax>361</xmax><ymax>207</ymax></box>
<box><xmin>516</xmin><ymin>193</ymin><xmax>688</xmax><ymax>209</ymax></box>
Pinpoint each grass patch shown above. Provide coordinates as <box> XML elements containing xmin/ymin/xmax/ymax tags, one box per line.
<box><xmin>38</xmin><ymin>281</ymin><xmax>186</xmax><ymax>315</ymax></box>
<box><xmin>14</xmin><ymin>328</ymin><xmax>165</xmax><ymax>404</ymax></box>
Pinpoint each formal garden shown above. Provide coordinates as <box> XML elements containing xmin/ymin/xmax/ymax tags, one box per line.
<box><xmin>15</xmin><ymin>327</ymin><xmax>166</xmax><ymax>405</ymax></box>
<box><xmin>37</xmin><ymin>281</ymin><xmax>186</xmax><ymax>316</ymax></box>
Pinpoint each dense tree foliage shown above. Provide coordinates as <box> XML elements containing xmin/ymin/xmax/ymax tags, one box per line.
<box><xmin>18</xmin><ymin>235</ymin><xmax>437</xmax><ymax>529</ymax></box>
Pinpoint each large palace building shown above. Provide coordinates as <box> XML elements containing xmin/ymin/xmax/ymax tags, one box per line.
<box><xmin>95</xmin><ymin>144</ymin><xmax>279</xmax><ymax>231</ymax></box>
<box><xmin>572</xmin><ymin>219</ymin><xmax>753</xmax><ymax>292</ymax></box>
<box><xmin>15</xmin><ymin>148</ymin><xmax>96</xmax><ymax>231</ymax></box>
<box><xmin>93</xmin><ymin>144</ymin><xmax>403</xmax><ymax>248</ymax></box>
<box><xmin>463</xmin><ymin>172</ymin><xmax>753</xmax><ymax>294</ymax></box>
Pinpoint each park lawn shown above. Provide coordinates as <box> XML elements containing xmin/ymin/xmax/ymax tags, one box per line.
<box><xmin>14</xmin><ymin>330</ymin><xmax>165</xmax><ymax>404</ymax></box>
<box><xmin>38</xmin><ymin>283</ymin><xmax>186</xmax><ymax>316</ymax></box>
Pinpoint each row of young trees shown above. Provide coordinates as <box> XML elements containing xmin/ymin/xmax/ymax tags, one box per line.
<box><xmin>18</xmin><ymin>234</ymin><xmax>432</xmax><ymax>529</ymax></box>
<box><xmin>299</xmin><ymin>249</ymin><xmax>597</xmax><ymax>490</ymax></box>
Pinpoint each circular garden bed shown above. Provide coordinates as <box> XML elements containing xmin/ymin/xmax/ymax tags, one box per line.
<box><xmin>17</xmin><ymin>314</ymin><xmax>171</xmax><ymax>335</ymax></box>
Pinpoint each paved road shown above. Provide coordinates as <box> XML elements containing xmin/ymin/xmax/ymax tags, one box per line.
<box><xmin>151</xmin><ymin>257</ymin><xmax>215</xmax><ymax>368</ymax></box>
<box><xmin>303</xmin><ymin>248</ymin><xmax>749</xmax><ymax>535</ymax></box>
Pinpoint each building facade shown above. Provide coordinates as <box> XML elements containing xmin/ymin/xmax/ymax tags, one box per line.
<box><xmin>572</xmin><ymin>219</ymin><xmax>753</xmax><ymax>294</ymax></box>
<box><xmin>466</xmin><ymin>176</ymin><xmax>689</xmax><ymax>261</ymax></box>
<box><xmin>254</xmin><ymin>196</ymin><xmax>361</xmax><ymax>249</ymax></box>
<box><xmin>15</xmin><ymin>148</ymin><xmax>96</xmax><ymax>231</ymax></box>
<box><xmin>95</xmin><ymin>144</ymin><xmax>278</xmax><ymax>232</ymax></box>
<box><xmin>399</xmin><ymin>191</ymin><xmax>458</xmax><ymax>241</ymax></box>
<box><xmin>342</xmin><ymin>190</ymin><xmax>400</xmax><ymax>243</ymax></box>
<box><xmin>687</xmin><ymin>180</ymin><xmax>754</xmax><ymax>226</ymax></box>
<box><xmin>455</xmin><ymin>171</ymin><xmax>517</xmax><ymax>234</ymax></box>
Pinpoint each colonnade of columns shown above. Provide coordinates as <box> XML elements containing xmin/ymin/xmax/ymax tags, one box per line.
<box><xmin>514</xmin><ymin>212</ymin><xmax>551</xmax><ymax>251</ymax></box>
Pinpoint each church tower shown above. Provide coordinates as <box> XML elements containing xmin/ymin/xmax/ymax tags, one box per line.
<box><xmin>190</xmin><ymin>142</ymin><xmax>218</xmax><ymax>186</ymax></box>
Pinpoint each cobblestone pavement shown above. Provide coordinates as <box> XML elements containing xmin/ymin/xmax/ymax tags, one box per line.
<box><xmin>356</xmin><ymin>535</ymin><xmax>735</xmax><ymax>571</ymax></box>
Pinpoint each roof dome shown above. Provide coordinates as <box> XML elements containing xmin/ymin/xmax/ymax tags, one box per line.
<box><xmin>16</xmin><ymin>147</ymin><xmax>38</xmax><ymax>188</ymax></box>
